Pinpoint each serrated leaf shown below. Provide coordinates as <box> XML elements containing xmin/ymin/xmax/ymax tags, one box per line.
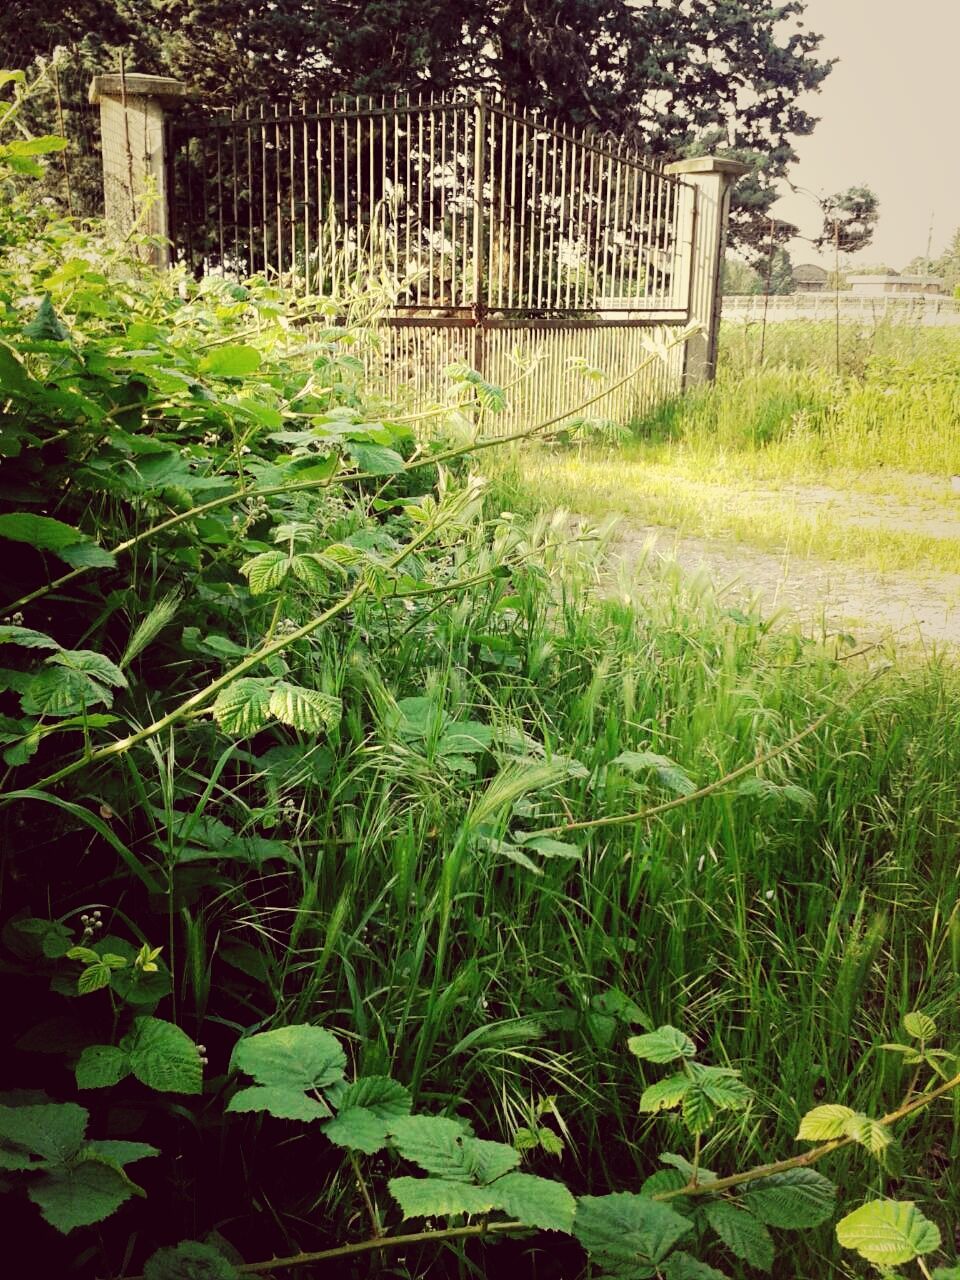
<box><xmin>388</xmin><ymin>1176</ymin><xmax>498</xmax><ymax>1219</ymax></box>
<box><xmin>0</xmin><ymin>513</ymin><xmax>91</xmax><ymax>553</ymax></box>
<box><xmin>212</xmin><ymin>678</ymin><xmax>273</xmax><ymax>736</ymax></box>
<box><xmin>119</xmin><ymin>1017</ymin><xmax>202</xmax><ymax>1094</ymax></box>
<box><xmin>241</xmin><ymin>550</ymin><xmax>290</xmax><ymax>594</ymax></box>
<box><xmin>23</xmin><ymin>295</ymin><xmax>70</xmax><ymax>342</ymax></box>
<box><xmin>682</xmin><ymin>1084</ymin><xmax>717</xmax><ymax>1134</ymax></box>
<box><xmin>268</xmin><ymin>682</ymin><xmax>341</xmax><ymax>734</ymax></box>
<box><xmin>75</xmin><ymin>1045</ymin><xmax>130</xmax><ymax>1089</ymax></box>
<box><xmin>20</xmin><ymin>667</ymin><xmax>109</xmax><ymax>716</ymax></box>
<box><xmin>84</xmin><ymin>1140</ymin><xmax>159</xmax><ymax>1166</ymax></box>
<box><xmin>640</xmin><ymin>1168</ymin><xmax>689</xmax><ymax>1199</ymax></box>
<box><xmin>704</xmin><ymin>1201</ymin><xmax>774</xmax><ymax>1272</ymax></box>
<box><xmin>739</xmin><ymin>1168</ymin><xmax>837</xmax><ymax>1228</ymax></box>
<box><xmin>323</xmin><ymin>1107</ymin><xmax>390</xmax><ymax>1152</ymax></box>
<box><xmin>230</xmin><ymin>1024</ymin><xmax>346</xmax><ymax>1090</ymax></box>
<box><xmin>639</xmin><ymin>1073</ymin><xmax>691</xmax><ymax>1113</ymax></box>
<box><xmin>663</xmin><ymin>1254</ymin><xmax>731</xmax><ymax>1280</ymax></box>
<box><xmin>0</xmin><ymin>625</ymin><xmax>60</xmax><ymax>650</ymax></box>
<box><xmin>659</xmin><ymin>1153</ymin><xmax>718</xmax><ymax>1183</ymax></box>
<box><xmin>0</xmin><ymin>1102</ymin><xmax>86</xmax><ymax>1163</ymax></box>
<box><xmin>489</xmin><ymin>1171</ymin><xmax>576</xmax><ymax>1233</ymax></box>
<box><xmin>27</xmin><ymin>1160</ymin><xmax>136</xmax><ymax>1232</ymax></box>
<box><xmin>49</xmin><ymin>649</ymin><xmax>127</xmax><ymax>688</ymax></box>
<box><xmin>612</xmin><ymin>750</ymin><xmax>697</xmax><ymax>795</ymax></box>
<box><xmin>574</xmin><ymin>1193</ymin><xmax>692</xmax><ymax>1270</ymax></box>
<box><xmin>903</xmin><ymin>1012</ymin><xmax>937</xmax><ymax>1041</ymax></box>
<box><xmin>797</xmin><ymin>1104</ymin><xmax>857</xmax><ymax>1141</ymax></box>
<box><xmin>226</xmin><ymin>1085</ymin><xmax>330</xmax><ymax>1122</ymax></box>
<box><xmin>517</xmin><ymin>835</ymin><xmax>582</xmax><ymax>859</ymax></box>
<box><xmin>334</xmin><ymin>1076</ymin><xmax>412</xmax><ymax>1119</ymax></box>
<box><xmin>844</xmin><ymin>1114</ymin><xmax>893</xmax><ymax>1154</ymax></box>
<box><xmin>199</xmin><ymin>345</ymin><xmax>261</xmax><ymax>377</ymax></box>
<box><xmin>628</xmin><ymin>1026</ymin><xmax>697</xmax><ymax>1063</ymax></box>
<box><xmin>143</xmin><ymin>1240</ymin><xmax>240</xmax><ymax>1280</ymax></box>
<box><xmin>388</xmin><ymin>1114</ymin><xmax>474</xmax><ymax>1178</ymax></box>
<box><xmin>836</xmin><ymin>1200</ymin><xmax>941</xmax><ymax>1266</ymax></box>
<box><xmin>347</xmin><ymin>442</ymin><xmax>406</xmax><ymax>475</ymax></box>
<box><xmin>58</xmin><ymin>541</ymin><xmax>115</xmax><ymax>568</ymax></box>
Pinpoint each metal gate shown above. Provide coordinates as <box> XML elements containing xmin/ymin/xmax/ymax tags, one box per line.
<box><xmin>166</xmin><ymin>93</ymin><xmax>695</xmax><ymax>429</ymax></box>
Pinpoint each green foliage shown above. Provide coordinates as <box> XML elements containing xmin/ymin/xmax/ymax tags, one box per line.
<box><xmin>0</xmin><ymin>1101</ymin><xmax>157</xmax><ymax>1232</ymax></box>
<box><xmin>836</xmin><ymin>1199</ymin><xmax>941</xmax><ymax>1267</ymax></box>
<box><xmin>144</xmin><ymin>1241</ymin><xmax>239</xmax><ymax>1279</ymax></box>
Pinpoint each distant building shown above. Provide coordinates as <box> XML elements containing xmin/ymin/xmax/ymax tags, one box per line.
<box><xmin>847</xmin><ymin>273</ymin><xmax>944</xmax><ymax>297</ymax></box>
<box><xmin>793</xmin><ymin>263</ymin><xmax>828</xmax><ymax>293</ymax></box>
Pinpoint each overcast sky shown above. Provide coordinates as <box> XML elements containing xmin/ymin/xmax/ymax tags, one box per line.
<box><xmin>769</xmin><ymin>0</ymin><xmax>960</xmax><ymax>272</ymax></box>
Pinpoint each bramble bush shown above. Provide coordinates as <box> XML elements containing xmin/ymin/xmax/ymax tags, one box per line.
<box><xmin>3</xmin><ymin>64</ymin><xmax>960</xmax><ymax>1279</ymax></box>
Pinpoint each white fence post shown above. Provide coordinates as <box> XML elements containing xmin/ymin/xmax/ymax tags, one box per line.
<box><xmin>88</xmin><ymin>72</ymin><xmax>194</xmax><ymax>266</ymax></box>
<box><xmin>664</xmin><ymin>156</ymin><xmax>749</xmax><ymax>386</ymax></box>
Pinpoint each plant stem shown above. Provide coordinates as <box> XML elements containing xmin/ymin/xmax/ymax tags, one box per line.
<box><xmin>534</xmin><ymin>665</ymin><xmax>888</xmax><ymax>837</ymax></box>
<box><xmin>655</xmin><ymin>1069</ymin><xmax>960</xmax><ymax>1202</ymax></box>
<box><xmin>349</xmin><ymin>1150</ymin><xmax>382</xmax><ymax>1238</ymax></box>
<box><xmin>104</xmin><ymin>1221</ymin><xmax>522</xmax><ymax>1280</ymax></box>
<box><xmin>6</xmin><ymin>333</ymin><xmax>692</xmax><ymax>616</ymax></box>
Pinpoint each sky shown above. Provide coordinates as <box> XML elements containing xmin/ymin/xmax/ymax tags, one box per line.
<box><xmin>768</xmin><ymin>0</ymin><xmax>960</xmax><ymax>273</ymax></box>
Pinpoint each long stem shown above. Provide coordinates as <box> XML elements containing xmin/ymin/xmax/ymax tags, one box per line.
<box><xmin>6</xmin><ymin>333</ymin><xmax>692</xmax><ymax>616</ymax></box>
<box><xmin>533</xmin><ymin>665</ymin><xmax>888</xmax><ymax>837</ymax></box>
<box><xmin>349</xmin><ymin>1151</ymin><xmax>382</xmax><ymax>1238</ymax></box>
<box><xmin>656</xmin><ymin>1068</ymin><xmax>960</xmax><ymax>1202</ymax></box>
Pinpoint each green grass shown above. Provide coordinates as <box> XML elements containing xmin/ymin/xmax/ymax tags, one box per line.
<box><xmin>495</xmin><ymin>322</ymin><xmax>960</xmax><ymax>578</ymax></box>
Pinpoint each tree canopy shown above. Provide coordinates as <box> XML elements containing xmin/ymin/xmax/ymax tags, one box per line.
<box><xmin>4</xmin><ymin>0</ymin><xmax>834</xmax><ymax>250</ymax></box>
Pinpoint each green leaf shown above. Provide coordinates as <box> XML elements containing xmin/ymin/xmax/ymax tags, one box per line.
<box><xmin>628</xmin><ymin>1025</ymin><xmax>696</xmax><ymax>1064</ymax></box>
<box><xmin>49</xmin><ymin>649</ymin><xmax>127</xmax><ymax>689</ymax></box>
<box><xmin>387</xmin><ymin>1114</ymin><xmax>472</xmax><ymax>1178</ymax></box>
<box><xmin>659</xmin><ymin>1153</ymin><xmax>717</xmax><ymax>1183</ymax></box>
<box><xmin>903</xmin><ymin>1011</ymin><xmax>937</xmax><ymax>1040</ymax></box>
<box><xmin>334</xmin><ymin>1076</ymin><xmax>412</xmax><ymax>1119</ymax></box>
<box><xmin>704</xmin><ymin>1201</ymin><xmax>774</xmax><ymax>1272</ymax></box>
<box><xmin>797</xmin><ymin>1104</ymin><xmax>856</xmax><ymax>1141</ymax></box>
<box><xmin>836</xmin><ymin>1200</ymin><xmax>941</xmax><ymax>1266</ymax></box>
<box><xmin>230</xmin><ymin>1024</ymin><xmax>346</xmax><ymax>1090</ymax></box>
<box><xmin>518</xmin><ymin>835</ymin><xmax>582</xmax><ymax>859</ymax></box>
<box><xmin>212</xmin><ymin>678</ymin><xmax>273</xmax><ymax>736</ymax></box>
<box><xmin>388</xmin><ymin>1176</ymin><xmax>499</xmax><ymax>1219</ymax></box>
<box><xmin>75</xmin><ymin>1045</ymin><xmax>131</xmax><ymax>1089</ymax></box>
<box><xmin>268</xmin><ymin>682</ymin><xmax>341</xmax><ymax>734</ymax></box>
<box><xmin>226</xmin><ymin>1085</ymin><xmax>330</xmax><ymax>1122</ymax></box>
<box><xmin>8</xmin><ymin>136</ymin><xmax>69</xmax><ymax>157</ymax></box>
<box><xmin>20</xmin><ymin>666</ymin><xmax>111</xmax><ymax>717</ymax></box>
<box><xmin>144</xmin><ymin>1240</ymin><xmax>240</xmax><ymax>1280</ymax></box>
<box><xmin>738</xmin><ymin>1168</ymin><xmax>837</xmax><ymax>1228</ymax></box>
<box><xmin>58</xmin><ymin>541</ymin><xmax>116</xmax><ymax>568</ymax></box>
<box><xmin>347</xmin><ymin>442</ymin><xmax>406</xmax><ymax>475</ymax></box>
<box><xmin>323</xmin><ymin>1107</ymin><xmax>390</xmax><ymax>1152</ymax></box>
<box><xmin>844</xmin><ymin>1114</ymin><xmax>893</xmax><ymax>1154</ymax></box>
<box><xmin>0</xmin><ymin>625</ymin><xmax>60</xmax><ymax>650</ymax></box>
<box><xmin>23</xmin><ymin>294</ymin><xmax>70</xmax><ymax>342</ymax></box>
<box><xmin>27</xmin><ymin>1160</ymin><xmax>137</xmax><ymax>1233</ymax></box>
<box><xmin>612</xmin><ymin>750</ymin><xmax>697</xmax><ymax>796</ymax></box>
<box><xmin>0</xmin><ymin>513</ymin><xmax>91</xmax><ymax>553</ymax></box>
<box><xmin>933</xmin><ymin>1267</ymin><xmax>960</xmax><ymax>1280</ymax></box>
<box><xmin>662</xmin><ymin>1254</ymin><xmax>731</xmax><ymax>1280</ymax></box>
<box><xmin>639</xmin><ymin>1073</ymin><xmax>691</xmax><ymax>1114</ymax></box>
<box><xmin>199</xmin><ymin>345</ymin><xmax>262</xmax><ymax>377</ymax></box>
<box><xmin>574</xmin><ymin>1193</ymin><xmax>692</xmax><ymax>1272</ymax></box>
<box><xmin>490</xmin><ymin>1171</ymin><xmax>576</xmax><ymax>1233</ymax></box>
<box><xmin>241</xmin><ymin>550</ymin><xmax>290</xmax><ymax>594</ymax></box>
<box><xmin>84</xmin><ymin>1140</ymin><xmax>159</xmax><ymax>1166</ymax></box>
<box><xmin>119</xmin><ymin>1017</ymin><xmax>202</xmax><ymax>1094</ymax></box>
<box><xmin>0</xmin><ymin>1102</ymin><xmax>86</xmax><ymax>1163</ymax></box>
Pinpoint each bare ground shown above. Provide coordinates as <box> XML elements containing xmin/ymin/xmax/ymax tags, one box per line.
<box><xmin>591</xmin><ymin>481</ymin><xmax>960</xmax><ymax>649</ymax></box>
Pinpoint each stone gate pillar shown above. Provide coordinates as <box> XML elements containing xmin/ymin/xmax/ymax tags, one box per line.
<box><xmin>88</xmin><ymin>73</ymin><xmax>194</xmax><ymax>267</ymax></box>
<box><xmin>665</xmin><ymin>156</ymin><xmax>750</xmax><ymax>386</ymax></box>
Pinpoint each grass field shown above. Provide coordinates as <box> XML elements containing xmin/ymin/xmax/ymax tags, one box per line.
<box><xmin>499</xmin><ymin>321</ymin><xmax>960</xmax><ymax>581</ymax></box>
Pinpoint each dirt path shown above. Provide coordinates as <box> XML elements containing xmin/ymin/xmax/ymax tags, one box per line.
<box><xmin>594</xmin><ymin>480</ymin><xmax>960</xmax><ymax>648</ymax></box>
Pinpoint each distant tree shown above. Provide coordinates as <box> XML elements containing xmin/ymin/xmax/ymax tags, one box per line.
<box><xmin>722</xmin><ymin>256</ymin><xmax>762</xmax><ymax>296</ymax></box>
<box><xmin>765</xmin><ymin>246</ymin><xmax>796</xmax><ymax>295</ymax></box>
<box><xmin>815</xmin><ymin>186</ymin><xmax>880</xmax><ymax>256</ymax></box>
<box><xmin>905</xmin><ymin>226</ymin><xmax>960</xmax><ymax>292</ymax></box>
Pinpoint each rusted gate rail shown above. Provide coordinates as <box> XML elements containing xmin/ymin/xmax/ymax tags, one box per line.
<box><xmin>162</xmin><ymin>92</ymin><xmax>694</xmax><ymax>429</ymax></box>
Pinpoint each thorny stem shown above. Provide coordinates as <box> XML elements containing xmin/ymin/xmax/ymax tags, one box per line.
<box><xmin>533</xmin><ymin>665</ymin><xmax>889</xmax><ymax>837</ymax></box>
<box><xmin>349</xmin><ymin>1150</ymin><xmax>382</xmax><ymax>1239</ymax></box>
<box><xmin>5</xmin><ymin>331</ymin><xmax>693</xmax><ymax>616</ymax></box>
<box><xmin>657</xmin><ymin>1068</ymin><xmax>960</xmax><ymax>1202</ymax></box>
<box><xmin>106</xmin><ymin>1071</ymin><xmax>960</xmax><ymax>1279</ymax></box>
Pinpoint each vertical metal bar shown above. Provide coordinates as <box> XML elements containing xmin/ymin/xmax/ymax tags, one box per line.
<box><xmin>428</xmin><ymin>94</ymin><xmax>436</xmax><ymax>306</ymax></box>
<box><xmin>450</xmin><ymin>100</ymin><xmax>459</xmax><ymax>305</ymax></box>
<box><xmin>302</xmin><ymin>100</ymin><xmax>311</xmax><ymax>293</ymax></box>
<box><xmin>472</xmin><ymin>92</ymin><xmax>487</xmax><ymax>373</ymax></box>
<box><xmin>229</xmin><ymin>110</ymin><xmax>239</xmax><ymax>279</ymax></box>
<box><xmin>368</xmin><ymin>97</ymin><xmax>376</xmax><ymax>273</ymax></box>
<box><xmin>542</xmin><ymin>116</ymin><xmax>559</xmax><ymax>309</ymax></box>
<box><xmin>525</xmin><ymin>109</ymin><xmax>539</xmax><ymax>308</ymax></box>
<box><xmin>506</xmin><ymin>107</ymin><xmax>517</xmax><ymax>308</ymax></box>
<box><xmin>626</xmin><ymin>157</ymin><xmax>640</xmax><ymax>302</ymax></box>
<box><xmin>461</xmin><ymin>102</ymin><xmax>471</xmax><ymax>310</ymax></box>
<box><xmin>273</xmin><ymin>107</ymin><xmax>282</xmax><ymax>280</ymax></box>
<box><xmin>439</xmin><ymin>94</ymin><xmax>448</xmax><ymax>306</ymax></box>
<box><xmin>244</xmin><ymin>108</ymin><xmax>254</xmax><ymax>277</ymax></box>
<box><xmin>516</xmin><ymin>109</ymin><xmax>529</xmax><ymax>310</ymax></box>
<box><xmin>584</xmin><ymin>134</ymin><xmax>600</xmax><ymax>309</ymax></box>
<box><xmin>558</xmin><ymin>126</ymin><xmax>570</xmax><ymax>310</ymax></box>
<box><xmin>485</xmin><ymin>99</ymin><xmax>497</xmax><ymax>310</ymax></box>
<box><xmin>495</xmin><ymin>103</ymin><xmax>507</xmax><ymax>309</ymax></box>
<box><xmin>600</xmin><ymin>145</ymin><xmax>614</xmax><ymax>305</ymax></box>
<box><xmin>315</xmin><ymin>100</ymin><xmax>324</xmax><ymax>294</ymax></box>
<box><xmin>392</xmin><ymin>93</ymin><xmax>400</xmax><ymax>290</ymax></box>
<box><xmin>259</xmin><ymin>106</ymin><xmax>268</xmax><ymax>279</ymax></box>
<box><xmin>609</xmin><ymin>143</ymin><xmax>624</xmax><ymax>304</ymax></box>
<box><xmin>288</xmin><ymin>102</ymin><xmax>296</xmax><ymax>285</ymax></box>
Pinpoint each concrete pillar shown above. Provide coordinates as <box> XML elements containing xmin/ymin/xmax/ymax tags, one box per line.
<box><xmin>88</xmin><ymin>73</ymin><xmax>195</xmax><ymax>266</ymax></box>
<box><xmin>664</xmin><ymin>156</ymin><xmax>750</xmax><ymax>386</ymax></box>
